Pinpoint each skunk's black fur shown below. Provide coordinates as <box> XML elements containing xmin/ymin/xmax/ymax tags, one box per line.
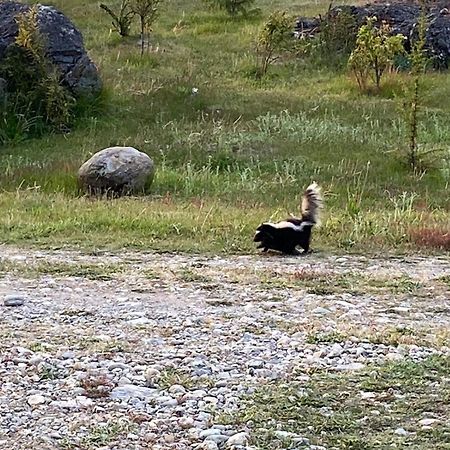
<box><xmin>253</xmin><ymin>182</ymin><xmax>322</xmax><ymax>255</ymax></box>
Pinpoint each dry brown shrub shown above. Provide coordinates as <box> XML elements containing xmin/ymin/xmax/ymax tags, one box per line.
<box><xmin>80</xmin><ymin>372</ymin><xmax>114</xmax><ymax>398</ymax></box>
<box><xmin>409</xmin><ymin>226</ymin><xmax>450</xmax><ymax>250</ymax></box>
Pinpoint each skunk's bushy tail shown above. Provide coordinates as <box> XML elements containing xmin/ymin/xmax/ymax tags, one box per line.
<box><xmin>301</xmin><ymin>182</ymin><xmax>322</xmax><ymax>225</ymax></box>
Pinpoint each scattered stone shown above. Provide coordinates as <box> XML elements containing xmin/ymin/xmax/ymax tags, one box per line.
<box><xmin>394</xmin><ymin>427</ymin><xmax>408</xmax><ymax>436</ymax></box>
<box><xmin>225</xmin><ymin>432</ymin><xmax>249</xmax><ymax>447</ymax></box>
<box><xmin>110</xmin><ymin>384</ymin><xmax>157</xmax><ymax>400</ymax></box>
<box><xmin>3</xmin><ymin>294</ymin><xmax>25</xmax><ymax>307</ymax></box>
<box><xmin>418</xmin><ymin>418</ymin><xmax>440</xmax><ymax>426</ymax></box>
<box><xmin>335</xmin><ymin>362</ymin><xmax>365</xmax><ymax>371</ymax></box>
<box><xmin>312</xmin><ymin>306</ymin><xmax>331</xmax><ymax>315</ymax></box>
<box><xmin>179</xmin><ymin>417</ymin><xmax>195</xmax><ymax>429</ymax></box>
<box><xmin>248</xmin><ymin>359</ymin><xmax>264</xmax><ymax>369</ymax></box>
<box><xmin>196</xmin><ymin>442</ymin><xmax>219</xmax><ymax>450</ymax></box>
<box><xmin>169</xmin><ymin>384</ymin><xmax>186</xmax><ymax>395</ymax></box>
<box><xmin>144</xmin><ymin>367</ymin><xmax>161</xmax><ymax>387</ymax></box>
<box><xmin>200</xmin><ymin>428</ymin><xmax>223</xmax><ymax>439</ymax></box>
<box><xmin>0</xmin><ymin>248</ymin><xmax>448</xmax><ymax>449</ymax></box>
<box><xmin>27</xmin><ymin>394</ymin><xmax>46</xmax><ymax>406</ymax></box>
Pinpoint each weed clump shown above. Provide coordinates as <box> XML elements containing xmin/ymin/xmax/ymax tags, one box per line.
<box><xmin>0</xmin><ymin>6</ymin><xmax>76</xmax><ymax>144</ymax></box>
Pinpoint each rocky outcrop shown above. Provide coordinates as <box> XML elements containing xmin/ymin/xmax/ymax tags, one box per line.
<box><xmin>78</xmin><ymin>147</ymin><xmax>155</xmax><ymax>196</ymax></box>
<box><xmin>0</xmin><ymin>1</ymin><xmax>101</xmax><ymax>97</ymax></box>
<box><xmin>295</xmin><ymin>1</ymin><xmax>450</xmax><ymax>67</ymax></box>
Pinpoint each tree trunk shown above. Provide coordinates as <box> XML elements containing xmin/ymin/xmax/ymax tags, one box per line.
<box><xmin>409</xmin><ymin>76</ymin><xmax>419</xmax><ymax>170</ymax></box>
<box><xmin>140</xmin><ymin>15</ymin><xmax>145</xmax><ymax>56</ymax></box>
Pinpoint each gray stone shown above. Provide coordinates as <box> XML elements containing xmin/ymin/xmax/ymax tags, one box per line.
<box><xmin>110</xmin><ymin>384</ymin><xmax>158</xmax><ymax>400</ymax></box>
<box><xmin>0</xmin><ymin>2</ymin><xmax>101</xmax><ymax>97</ymax></box>
<box><xmin>199</xmin><ymin>428</ymin><xmax>223</xmax><ymax>438</ymax></box>
<box><xmin>335</xmin><ymin>362</ymin><xmax>365</xmax><ymax>371</ymax></box>
<box><xmin>225</xmin><ymin>432</ymin><xmax>249</xmax><ymax>447</ymax></box>
<box><xmin>328</xmin><ymin>343</ymin><xmax>344</xmax><ymax>358</ymax></box>
<box><xmin>248</xmin><ymin>359</ymin><xmax>264</xmax><ymax>369</ymax></box>
<box><xmin>312</xmin><ymin>306</ymin><xmax>331</xmax><ymax>315</ymax></box>
<box><xmin>418</xmin><ymin>418</ymin><xmax>439</xmax><ymax>426</ymax></box>
<box><xmin>205</xmin><ymin>435</ymin><xmax>228</xmax><ymax>444</ymax></box>
<box><xmin>78</xmin><ymin>147</ymin><xmax>155</xmax><ymax>196</ymax></box>
<box><xmin>196</xmin><ymin>442</ymin><xmax>219</xmax><ymax>450</ymax></box>
<box><xmin>179</xmin><ymin>417</ymin><xmax>194</xmax><ymax>429</ymax></box>
<box><xmin>27</xmin><ymin>394</ymin><xmax>46</xmax><ymax>406</ymax></box>
<box><xmin>4</xmin><ymin>294</ymin><xmax>25</xmax><ymax>307</ymax></box>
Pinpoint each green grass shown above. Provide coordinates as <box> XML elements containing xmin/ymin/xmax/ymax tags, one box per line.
<box><xmin>0</xmin><ymin>0</ymin><xmax>449</xmax><ymax>254</ymax></box>
<box><xmin>221</xmin><ymin>356</ymin><xmax>450</xmax><ymax>449</ymax></box>
<box><xmin>0</xmin><ymin>259</ymin><xmax>124</xmax><ymax>280</ymax></box>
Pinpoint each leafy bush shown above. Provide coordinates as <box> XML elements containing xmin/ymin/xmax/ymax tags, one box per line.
<box><xmin>100</xmin><ymin>0</ymin><xmax>135</xmax><ymax>37</ymax></box>
<box><xmin>255</xmin><ymin>10</ymin><xmax>293</xmax><ymax>78</ymax></box>
<box><xmin>348</xmin><ymin>17</ymin><xmax>405</xmax><ymax>91</ymax></box>
<box><xmin>204</xmin><ymin>0</ymin><xmax>255</xmax><ymax>17</ymax></box>
<box><xmin>0</xmin><ymin>6</ymin><xmax>76</xmax><ymax>144</ymax></box>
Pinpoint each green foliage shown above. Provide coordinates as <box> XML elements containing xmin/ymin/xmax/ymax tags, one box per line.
<box><xmin>130</xmin><ymin>0</ymin><xmax>161</xmax><ymax>55</ymax></box>
<box><xmin>0</xmin><ymin>6</ymin><xmax>76</xmax><ymax>143</ymax></box>
<box><xmin>348</xmin><ymin>17</ymin><xmax>405</xmax><ymax>91</ymax></box>
<box><xmin>315</xmin><ymin>8</ymin><xmax>358</xmax><ymax>67</ymax></box>
<box><xmin>100</xmin><ymin>0</ymin><xmax>135</xmax><ymax>37</ymax></box>
<box><xmin>0</xmin><ymin>0</ymin><xmax>449</xmax><ymax>254</ymax></box>
<box><xmin>42</xmin><ymin>70</ymin><xmax>76</xmax><ymax>129</ymax></box>
<box><xmin>15</xmin><ymin>4</ymin><xmax>45</xmax><ymax>64</ymax></box>
<box><xmin>204</xmin><ymin>0</ymin><xmax>256</xmax><ymax>17</ymax></box>
<box><xmin>255</xmin><ymin>10</ymin><xmax>293</xmax><ymax>78</ymax></box>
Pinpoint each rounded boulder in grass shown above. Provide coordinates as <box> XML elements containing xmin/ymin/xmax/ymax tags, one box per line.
<box><xmin>78</xmin><ymin>146</ymin><xmax>155</xmax><ymax>196</ymax></box>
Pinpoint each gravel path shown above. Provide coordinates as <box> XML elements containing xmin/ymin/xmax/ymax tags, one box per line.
<box><xmin>1</xmin><ymin>246</ymin><xmax>449</xmax><ymax>450</ymax></box>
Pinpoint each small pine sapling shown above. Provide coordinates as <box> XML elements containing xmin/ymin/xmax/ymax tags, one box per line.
<box><xmin>130</xmin><ymin>0</ymin><xmax>161</xmax><ymax>56</ymax></box>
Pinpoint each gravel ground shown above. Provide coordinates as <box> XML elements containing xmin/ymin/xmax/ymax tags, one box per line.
<box><xmin>1</xmin><ymin>246</ymin><xmax>449</xmax><ymax>450</ymax></box>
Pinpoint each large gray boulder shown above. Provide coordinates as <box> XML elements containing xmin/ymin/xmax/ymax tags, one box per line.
<box><xmin>0</xmin><ymin>1</ymin><xmax>101</xmax><ymax>97</ymax></box>
<box><xmin>78</xmin><ymin>147</ymin><xmax>155</xmax><ymax>196</ymax></box>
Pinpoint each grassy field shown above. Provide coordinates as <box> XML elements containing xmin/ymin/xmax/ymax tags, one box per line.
<box><xmin>0</xmin><ymin>0</ymin><xmax>449</xmax><ymax>253</ymax></box>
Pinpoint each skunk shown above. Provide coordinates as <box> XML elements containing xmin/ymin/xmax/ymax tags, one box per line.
<box><xmin>254</xmin><ymin>182</ymin><xmax>322</xmax><ymax>255</ymax></box>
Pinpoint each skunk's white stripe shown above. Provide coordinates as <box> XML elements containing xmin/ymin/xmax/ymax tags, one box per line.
<box><xmin>262</xmin><ymin>220</ymin><xmax>315</xmax><ymax>232</ymax></box>
<box><xmin>263</xmin><ymin>221</ymin><xmax>302</xmax><ymax>231</ymax></box>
